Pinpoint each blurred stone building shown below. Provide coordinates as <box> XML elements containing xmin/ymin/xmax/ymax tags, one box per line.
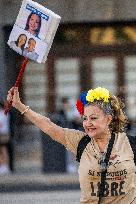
<box><xmin>0</xmin><ymin>0</ymin><xmax>136</xmax><ymax>173</ymax></box>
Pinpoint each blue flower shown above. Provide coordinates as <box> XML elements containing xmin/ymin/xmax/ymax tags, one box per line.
<box><xmin>80</xmin><ymin>92</ymin><xmax>88</xmax><ymax>106</ymax></box>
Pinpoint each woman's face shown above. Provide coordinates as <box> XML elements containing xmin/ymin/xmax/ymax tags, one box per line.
<box><xmin>82</xmin><ymin>104</ymin><xmax>112</xmax><ymax>139</ymax></box>
<box><xmin>18</xmin><ymin>35</ymin><xmax>27</xmax><ymax>47</ymax></box>
<box><xmin>28</xmin><ymin>14</ymin><xmax>40</xmax><ymax>33</ymax></box>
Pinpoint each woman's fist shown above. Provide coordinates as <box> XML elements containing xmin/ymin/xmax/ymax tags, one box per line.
<box><xmin>7</xmin><ymin>87</ymin><xmax>21</xmax><ymax>108</ymax></box>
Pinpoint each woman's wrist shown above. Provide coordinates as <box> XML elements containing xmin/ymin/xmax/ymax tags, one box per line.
<box><xmin>15</xmin><ymin>101</ymin><xmax>28</xmax><ymax>113</ymax></box>
<box><xmin>21</xmin><ymin>106</ymin><xmax>30</xmax><ymax>115</ymax></box>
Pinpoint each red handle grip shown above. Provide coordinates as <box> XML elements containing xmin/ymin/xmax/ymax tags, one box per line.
<box><xmin>4</xmin><ymin>58</ymin><xmax>29</xmax><ymax>115</ymax></box>
<box><xmin>4</xmin><ymin>89</ymin><xmax>15</xmax><ymax>115</ymax></box>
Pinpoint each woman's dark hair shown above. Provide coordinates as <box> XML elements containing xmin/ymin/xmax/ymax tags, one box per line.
<box><xmin>25</xmin><ymin>12</ymin><xmax>41</xmax><ymax>37</ymax></box>
<box><xmin>15</xmin><ymin>34</ymin><xmax>27</xmax><ymax>51</ymax></box>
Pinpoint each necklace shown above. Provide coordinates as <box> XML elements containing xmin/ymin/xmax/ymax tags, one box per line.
<box><xmin>91</xmin><ymin>138</ymin><xmax>110</xmax><ymax>171</ymax></box>
<box><xmin>91</xmin><ymin>139</ymin><xmax>100</xmax><ymax>160</ymax></box>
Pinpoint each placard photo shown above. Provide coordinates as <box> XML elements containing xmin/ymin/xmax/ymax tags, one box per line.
<box><xmin>8</xmin><ymin>25</ymin><xmax>48</xmax><ymax>63</ymax></box>
<box><xmin>7</xmin><ymin>0</ymin><xmax>61</xmax><ymax>63</ymax></box>
<box><xmin>15</xmin><ymin>0</ymin><xmax>52</xmax><ymax>40</ymax></box>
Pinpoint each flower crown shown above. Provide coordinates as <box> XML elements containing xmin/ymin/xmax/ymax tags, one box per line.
<box><xmin>76</xmin><ymin>87</ymin><xmax>110</xmax><ymax>115</ymax></box>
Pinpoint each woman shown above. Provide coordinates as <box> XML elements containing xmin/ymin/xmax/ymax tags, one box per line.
<box><xmin>7</xmin><ymin>87</ymin><xmax>136</xmax><ymax>203</ymax></box>
<box><xmin>25</xmin><ymin>12</ymin><xmax>41</xmax><ymax>37</ymax></box>
<box><xmin>10</xmin><ymin>34</ymin><xmax>27</xmax><ymax>55</ymax></box>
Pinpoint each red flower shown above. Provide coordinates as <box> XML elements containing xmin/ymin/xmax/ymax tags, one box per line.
<box><xmin>76</xmin><ymin>99</ymin><xmax>84</xmax><ymax>115</ymax></box>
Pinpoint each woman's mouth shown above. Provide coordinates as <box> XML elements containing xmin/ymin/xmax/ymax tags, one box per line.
<box><xmin>30</xmin><ymin>24</ymin><xmax>35</xmax><ymax>29</ymax></box>
<box><xmin>87</xmin><ymin>127</ymin><xmax>96</xmax><ymax>132</ymax></box>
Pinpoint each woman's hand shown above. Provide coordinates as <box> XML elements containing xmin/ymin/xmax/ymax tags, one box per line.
<box><xmin>7</xmin><ymin>87</ymin><xmax>21</xmax><ymax>109</ymax></box>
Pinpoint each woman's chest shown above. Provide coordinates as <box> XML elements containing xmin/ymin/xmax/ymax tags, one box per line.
<box><xmin>78</xmin><ymin>141</ymin><xmax>136</xmax><ymax>198</ymax></box>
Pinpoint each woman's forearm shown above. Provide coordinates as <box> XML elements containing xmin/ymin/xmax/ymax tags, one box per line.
<box><xmin>15</xmin><ymin>101</ymin><xmax>66</xmax><ymax>145</ymax></box>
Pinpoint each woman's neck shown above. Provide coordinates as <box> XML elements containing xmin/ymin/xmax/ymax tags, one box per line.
<box><xmin>95</xmin><ymin>132</ymin><xmax>111</xmax><ymax>152</ymax></box>
<box><xmin>28</xmin><ymin>29</ymin><xmax>35</xmax><ymax>35</ymax></box>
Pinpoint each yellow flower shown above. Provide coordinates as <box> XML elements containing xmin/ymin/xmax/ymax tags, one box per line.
<box><xmin>86</xmin><ymin>87</ymin><xmax>110</xmax><ymax>103</ymax></box>
<box><xmin>86</xmin><ymin>90</ymin><xmax>94</xmax><ymax>102</ymax></box>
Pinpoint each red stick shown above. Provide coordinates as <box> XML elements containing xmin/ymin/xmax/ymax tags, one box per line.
<box><xmin>4</xmin><ymin>57</ymin><xmax>29</xmax><ymax>115</ymax></box>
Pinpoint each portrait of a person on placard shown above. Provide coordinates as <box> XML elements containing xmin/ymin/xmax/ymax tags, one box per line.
<box><xmin>25</xmin><ymin>12</ymin><xmax>41</xmax><ymax>38</ymax></box>
<box><xmin>10</xmin><ymin>34</ymin><xmax>27</xmax><ymax>55</ymax></box>
<box><xmin>23</xmin><ymin>37</ymin><xmax>39</xmax><ymax>61</ymax></box>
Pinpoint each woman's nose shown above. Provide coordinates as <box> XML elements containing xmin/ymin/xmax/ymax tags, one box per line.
<box><xmin>85</xmin><ymin>118</ymin><xmax>92</xmax><ymax>126</ymax></box>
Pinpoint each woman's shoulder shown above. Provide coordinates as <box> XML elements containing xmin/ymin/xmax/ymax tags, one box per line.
<box><xmin>63</xmin><ymin>128</ymin><xmax>86</xmax><ymax>154</ymax></box>
<box><xmin>117</xmin><ymin>132</ymin><xmax>127</xmax><ymax>137</ymax></box>
<box><xmin>117</xmin><ymin>131</ymin><xmax>136</xmax><ymax>140</ymax></box>
<box><xmin>116</xmin><ymin>131</ymin><xmax>136</xmax><ymax>150</ymax></box>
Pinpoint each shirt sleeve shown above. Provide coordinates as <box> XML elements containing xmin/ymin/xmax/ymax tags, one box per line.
<box><xmin>63</xmin><ymin>128</ymin><xmax>86</xmax><ymax>155</ymax></box>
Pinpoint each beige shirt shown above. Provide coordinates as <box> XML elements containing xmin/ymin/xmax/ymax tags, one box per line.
<box><xmin>63</xmin><ymin>128</ymin><xmax>136</xmax><ymax>204</ymax></box>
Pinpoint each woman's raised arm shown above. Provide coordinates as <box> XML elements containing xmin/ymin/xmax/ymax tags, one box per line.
<box><xmin>7</xmin><ymin>87</ymin><xmax>66</xmax><ymax>146</ymax></box>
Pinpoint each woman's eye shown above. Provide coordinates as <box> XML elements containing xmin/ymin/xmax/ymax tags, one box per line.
<box><xmin>82</xmin><ymin>117</ymin><xmax>87</xmax><ymax>121</ymax></box>
<box><xmin>90</xmin><ymin>117</ymin><xmax>97</xmax><ymax>120</ymax></box>
<box><xmin>82</xmin><ymin>116</ymin><xmax>98</xmax><ymax>121</ymax></box>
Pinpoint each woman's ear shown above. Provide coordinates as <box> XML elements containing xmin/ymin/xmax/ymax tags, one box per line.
<box><xmin>107</xmin><ymin>114</ymin><xmax>113</xmax><ymax>125</ymax></box>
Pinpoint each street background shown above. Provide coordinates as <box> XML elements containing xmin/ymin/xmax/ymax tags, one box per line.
<box><xmin>0</xmin><ymin>190</ymin><xmax>80</xmax><ymax>204</ymax></box>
